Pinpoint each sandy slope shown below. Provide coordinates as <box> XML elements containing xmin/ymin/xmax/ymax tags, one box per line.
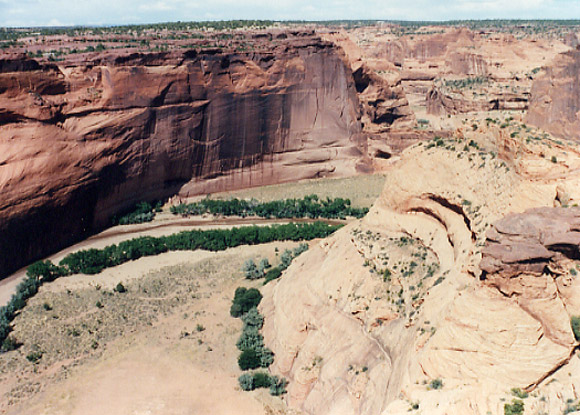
<box><xmin>0</xmin><ymin>242</ymin><xmax>302</xmax><ymax>415</ymax></box>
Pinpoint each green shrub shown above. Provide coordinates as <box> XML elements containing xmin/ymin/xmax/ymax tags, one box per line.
<box><xmin>510</xmin><ymin>388</ymin><xmax>528</xmax><ymax>399</ymax></box>
<box><xmin>1</xmin><ymin>336</ymin><xmax>21</xmax><ymax>352</ymax></box>
<box><xmin>238</xmin><ymin>372</ymin><xmax>287</xmax><ymax>395</ymax></box>
<box><xmin>571</xmin><ymin>316</ymin><xmax>580</xmax><ymax>341</ymax></box>
<box><xmin>504</xmin><ymin>399</ymin><xmax>524</xmax><ymax>415</ymax></box>
<box><xmin>242</xmin><ymin>259</ymin><xmax>262</xmax><ymax>280</ymax></box>
<box><xmin>238</xmin><ymin>349</ymin><xmax>261</xmax><ymax>370</ymax></box>
<box><xmin>564</xmin><ymin>401</ymin><xmax>580</xmax><ymax>414</ymax></box>
<box><xmin>258</xmin><ymin>347</ymin><xmax>274</xmax><ymax>368</ymax></box>
<box><xmin>264</xmin><ymin>267</ymin><xmax>282</xmax><ymax>284</ymax></box>
<box><xmin>252</xmin><ymin>372</ymin><xmax>272</xmax><ymax>388</ymax></box>
<box><xmin>241</xmin><ymin>307</ymin><xmax>264</xmax><ymax>329</ymax></box>
<box><xmin>27</xmin><ymin>260</ymin><xmax>65</xmax><ymax>282</ymax></box>
<box><xmin>230</xmin><ymin>288</ymin><xmax>262</xmax><ymax>318</ymax></box>
<box><xmin>429</xmin><ymin>378</ymin><xmax>443</xmax><ymax>390</ymax></box>
<box><xmin>432</xmin><ymin>276</ymin><xmax>445</xmax><ymax>287</ymax></box>
<box><xmin>238</xmin><ymin>373</ymin><xmax>254</xmax><ymax>391</ymax></box>
<box><xmin>258</xmin><ymin>258</ymin><xmax>271</xmax><ymax>273</ymax></box>
<box><xmin>26</xmin><ymin>350</ymin><xmax>43</xmax><ymax>363</ymax></box>
<box><xmin>236</xmin><ymin>327</ymin><xmax>264</xmax><ymax>351</ymax></box>
<box><xmin>114</xmin><ymin>201</ymin><xmax>156</xmax><ymax>225</ymax></box>
<box><xmin>114</xmin><ymin>282</ymin><xmax>127</xmax><ymax>293</ymax></box>
<box><xmin>269</xmin><ymin>375</ymin><xmax>288</xmax><ymax>396</ymax></box>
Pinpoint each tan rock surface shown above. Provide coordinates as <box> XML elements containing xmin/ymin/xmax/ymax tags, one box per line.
<box><xmin>262</xmin><ymin>130</ymin><xmax>580</xmax><ymax>414</ymax></box>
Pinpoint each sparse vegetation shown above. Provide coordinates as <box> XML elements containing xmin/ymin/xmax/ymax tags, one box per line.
<box><xmin>444</xmin><ymin>76</ymin><xmax>488</xmax><ymax>90</ymax></box>
<box><xmin>504</xmin><ymin>399</ymin><xmax>524</xmax><ymax>415</ymax></box>
<box><xmin>0</xmin><ymin>223</ymin><xmax>341</xmax><ymax>348</ymax></box>
<box><xmin>264</xmin><ymin>243</ymin><xmax>309</xmax><ymax>284</ymax></box>
<box><xmin>429</xmin><ymin>378</ymin><xmax>443</xmax><ymax>390</ymax></box>
<box><xmin>26</xmin><ymin>350</ymin><xmax>43</xmax><ymax>363</ymax></box>
<box><xmin>114</xmin><ymin>282</ymin><xmax>127</xmax><ymax>293</ymax></box>
<box><xmin>571</xmin><ymin>316</ymin><xmax>580</xmax><ymax>341</ymax></box>
<box><xmin>511</xmin><ymin>388</ymin><xmax>528</xmax><ymax>399</ymax></box>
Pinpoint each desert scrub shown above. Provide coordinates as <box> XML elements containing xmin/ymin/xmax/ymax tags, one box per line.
<box><xmin>5</xmin><ymin>260</ymin><xmax>224</xmax><ymax>366</ymax></box>
<box><xmin>264</xmin><ymin>243</ymin><xmax>309</xmax><ymax>284</ymax></box>
<box><xmin>238</xmin><ymin>372</ymin><xmax>287</xmax><ymax>395</ymax></box>
<box><xmin>428</xmin><ymin>378</ymin><xmax>443</xmax><ymax>390</ymax></box>
<box><xmin>504</xmin><ymin>399</ymin><xmax>524</xmax><ymax>415</ymax></box>
<box><xmin>510</xmin><ymin>388</ymin><xmax>528</xmax><ymax>399</ymax></box>
<box><xmin>571</xmin><ymin>316</ymin><xmax>580</xmax><ymax>341</ymax></box>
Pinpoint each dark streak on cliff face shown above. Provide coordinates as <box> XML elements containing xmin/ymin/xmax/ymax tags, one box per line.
<box><xmin>0</xmin><ymin>33</ymin><xmax>369</xmax><ymax>278</ymax></box>
<box><xmin>527</xmin><ymin>48</ymin><xmax>580</xmax><ymax>142</ymax></box>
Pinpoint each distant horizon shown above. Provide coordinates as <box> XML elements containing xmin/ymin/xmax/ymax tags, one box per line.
<box><xmin>1</xmin><ymin>0</ymin><xmax>580</xmax><ymax>28</ymax></box>
<box><xmin>4</xmin><ymin>18</ymin><xmax>580</xmax><ymax>30</ymax></box>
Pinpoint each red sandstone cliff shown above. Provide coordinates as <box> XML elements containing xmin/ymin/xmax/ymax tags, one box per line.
<box><xmin>527</xmin><ymin>48</ymin><xmax>580</xmax><ymax>142</ymax></box>
<box><xmin>0</xmin><ymin>34</ymin><xmax>370</xmax><ymax>278</ymax></box>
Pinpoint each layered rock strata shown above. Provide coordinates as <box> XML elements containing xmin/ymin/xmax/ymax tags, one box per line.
<box><xmin>0</xmin><ymin>34</ymin><xmax>367</xmax><ymax>277</ymax></box>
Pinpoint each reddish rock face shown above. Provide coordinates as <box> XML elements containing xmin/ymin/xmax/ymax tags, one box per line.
<box><xmin>0</xmin><ymin>34</ymin><xmax>369</xmax><ymax>278</ymax></box>
<box><xmin>426</xmin><ymin>86</ymin><xmax>529</xmax><ymax>115</ymax></box>
<box><xmin>480</xmin><ymin>207</ymin><xmax>580</xmax><ymax>278</ymax></box>
<box><xmin>527</xmin><ymin>48</ymin><xmax>580</xmax><ymax>142</ymax></box>
<box><xmin>480</xmin><ymin>207</ymin><xmax>580</xmax><ymax>349</ymax></box>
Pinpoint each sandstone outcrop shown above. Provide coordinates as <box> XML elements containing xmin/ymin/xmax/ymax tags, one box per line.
<box><xmin>480</xmin><ymin>208</ymin><xmax>580</xmax><ymax>351</ymax></box>
<box><xmin>352</xmin><ymin>63</ymin><xmax>415</xmax><ymax>132</ymax></box>
<box><xmin>0</xmin><ymin>34</ymin><xmax>368</xmax><ymax>278</ymax></box>
<box><xmin>323</xmin><ymin>32</ymin><xmax>420</xmax><ymax>161</ymax></box>
<box><xmin>427</xmin><ymin>85</ymin><xmax>529</xmax><ymax>115</ymax></box>
<box><xmin>262</xmin><ymin>134</ymin><xmax>580</xmax><ymax>414</ymax></box>
<box><xmin>527</xmin><ymin>48</ymin><xmax>580</xmax><ymax>142</ymax></box>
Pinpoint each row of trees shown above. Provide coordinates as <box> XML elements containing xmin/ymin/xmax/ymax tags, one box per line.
<box><xmin>231</xmin><ymin>290</ymin><xmax>287</xmax><ymax>396</ymax></box>
<box><xmin>0</xmin><ymin>222</ymin><xmax>341</xmax><ymax>350</ymax></box>
<box><xmin>170</xmin><ymin>195</ymin><xmax>369</xmax><ymax>220</ymax></box>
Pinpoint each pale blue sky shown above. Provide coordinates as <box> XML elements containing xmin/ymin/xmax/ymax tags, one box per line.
<box><xmin>1</xmin><ymin>0</ymin><xmax>580</xmax><ymax>27</ymax></box>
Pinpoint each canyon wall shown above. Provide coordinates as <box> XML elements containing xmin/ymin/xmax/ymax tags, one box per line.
<box><xmin>0</xmin><ymin>34</ymin><xmax>368</xmax><ymax>278</ymax></box>
<box><xmin>527</xmin><ymin>48</ymin><xmax>580</xmax><ymax>142</ymax></box>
